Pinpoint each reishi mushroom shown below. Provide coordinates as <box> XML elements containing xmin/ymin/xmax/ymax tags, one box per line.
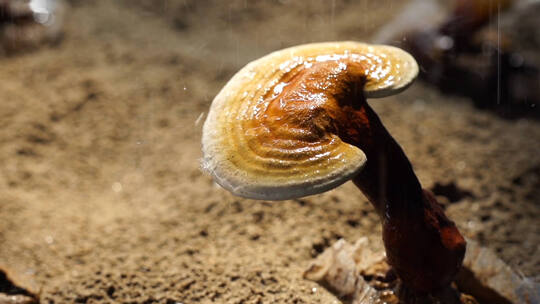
<box><xmin>201</xmin><ymin>41</ymin><xmax>466</xmax><ymax>293</ymax></box>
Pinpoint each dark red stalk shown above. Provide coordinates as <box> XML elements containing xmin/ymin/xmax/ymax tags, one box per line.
<box><xmin>344</xmin><ymin>100</ymin><xmax>467</xmax><ymax>292</ymax></box>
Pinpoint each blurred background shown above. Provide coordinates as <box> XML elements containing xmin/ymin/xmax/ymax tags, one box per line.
<box><xmin>0</xmin><ymin>0</ymin><xmax>538</xmax><ymax>303</ymax></box>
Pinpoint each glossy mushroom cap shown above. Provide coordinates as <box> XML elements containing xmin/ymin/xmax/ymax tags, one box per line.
<box><xmin>202</xmin><ymin>41</ymin><xmax>418</xmax><ymax>200</ymax></box>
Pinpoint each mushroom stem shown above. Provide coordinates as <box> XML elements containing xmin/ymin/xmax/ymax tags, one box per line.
<box><xmin>344</xmin><ymin>100</ymin><xmax>466</xmax><ymax>293</ymax></box>
<box><xmin>347</xmin><ymin>102</ymin><xmax>423</xmax><ymax>216</ymax></box>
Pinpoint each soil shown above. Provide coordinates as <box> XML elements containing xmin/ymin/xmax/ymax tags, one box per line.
<box><xmin>0</xmin><ymin>1</ymin><xmax>538</xmax><ymax>303</ymax></box>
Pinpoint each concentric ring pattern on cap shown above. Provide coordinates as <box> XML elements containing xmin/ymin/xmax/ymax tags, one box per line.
<box><xmin>202</xmin><ymin>41</ymin><xmax>418</xmax><ymax>200</ymax></box>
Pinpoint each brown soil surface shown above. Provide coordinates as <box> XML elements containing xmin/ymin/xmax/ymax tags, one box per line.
<box><xmin>0</xmin><ymin>1</ymin><xmax>538</xmax><ymax>303</ymax></box>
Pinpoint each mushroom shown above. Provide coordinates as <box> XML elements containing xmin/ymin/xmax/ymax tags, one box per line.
<box><xmin>201</xmin><ymin>41</ymin><xmax>466</xmax><ymax>293</ymax></box>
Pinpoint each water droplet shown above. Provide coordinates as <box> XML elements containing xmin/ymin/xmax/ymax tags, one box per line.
<box><xmin>435</xmin><ymin>35</ymin><xmax>454</xmax><ymax>51</ymax></box>
<box><xmin>510</xmin><ymin>53</ymin><xmax>524</xmax><ymax>68</ymax></box>
<box><xmin>112</xmin><ymin>182</ymin><xmax>123</xmax><ymax>193</ymax></box>
<box><xmin>195</xmin><ymin>112</ymin><xmax>205</xmax><ymax>126</ymax></box>
<box><xmin>45</xmin><ymin>235</ymin><xmax>54</xmax><ymax>244</ymax></box>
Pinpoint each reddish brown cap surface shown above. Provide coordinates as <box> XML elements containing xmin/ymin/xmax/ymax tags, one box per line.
<box><xmin>202</xmin><ymin>42</ymin><xmax>418</xmax><ymax>200</ymax></box>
